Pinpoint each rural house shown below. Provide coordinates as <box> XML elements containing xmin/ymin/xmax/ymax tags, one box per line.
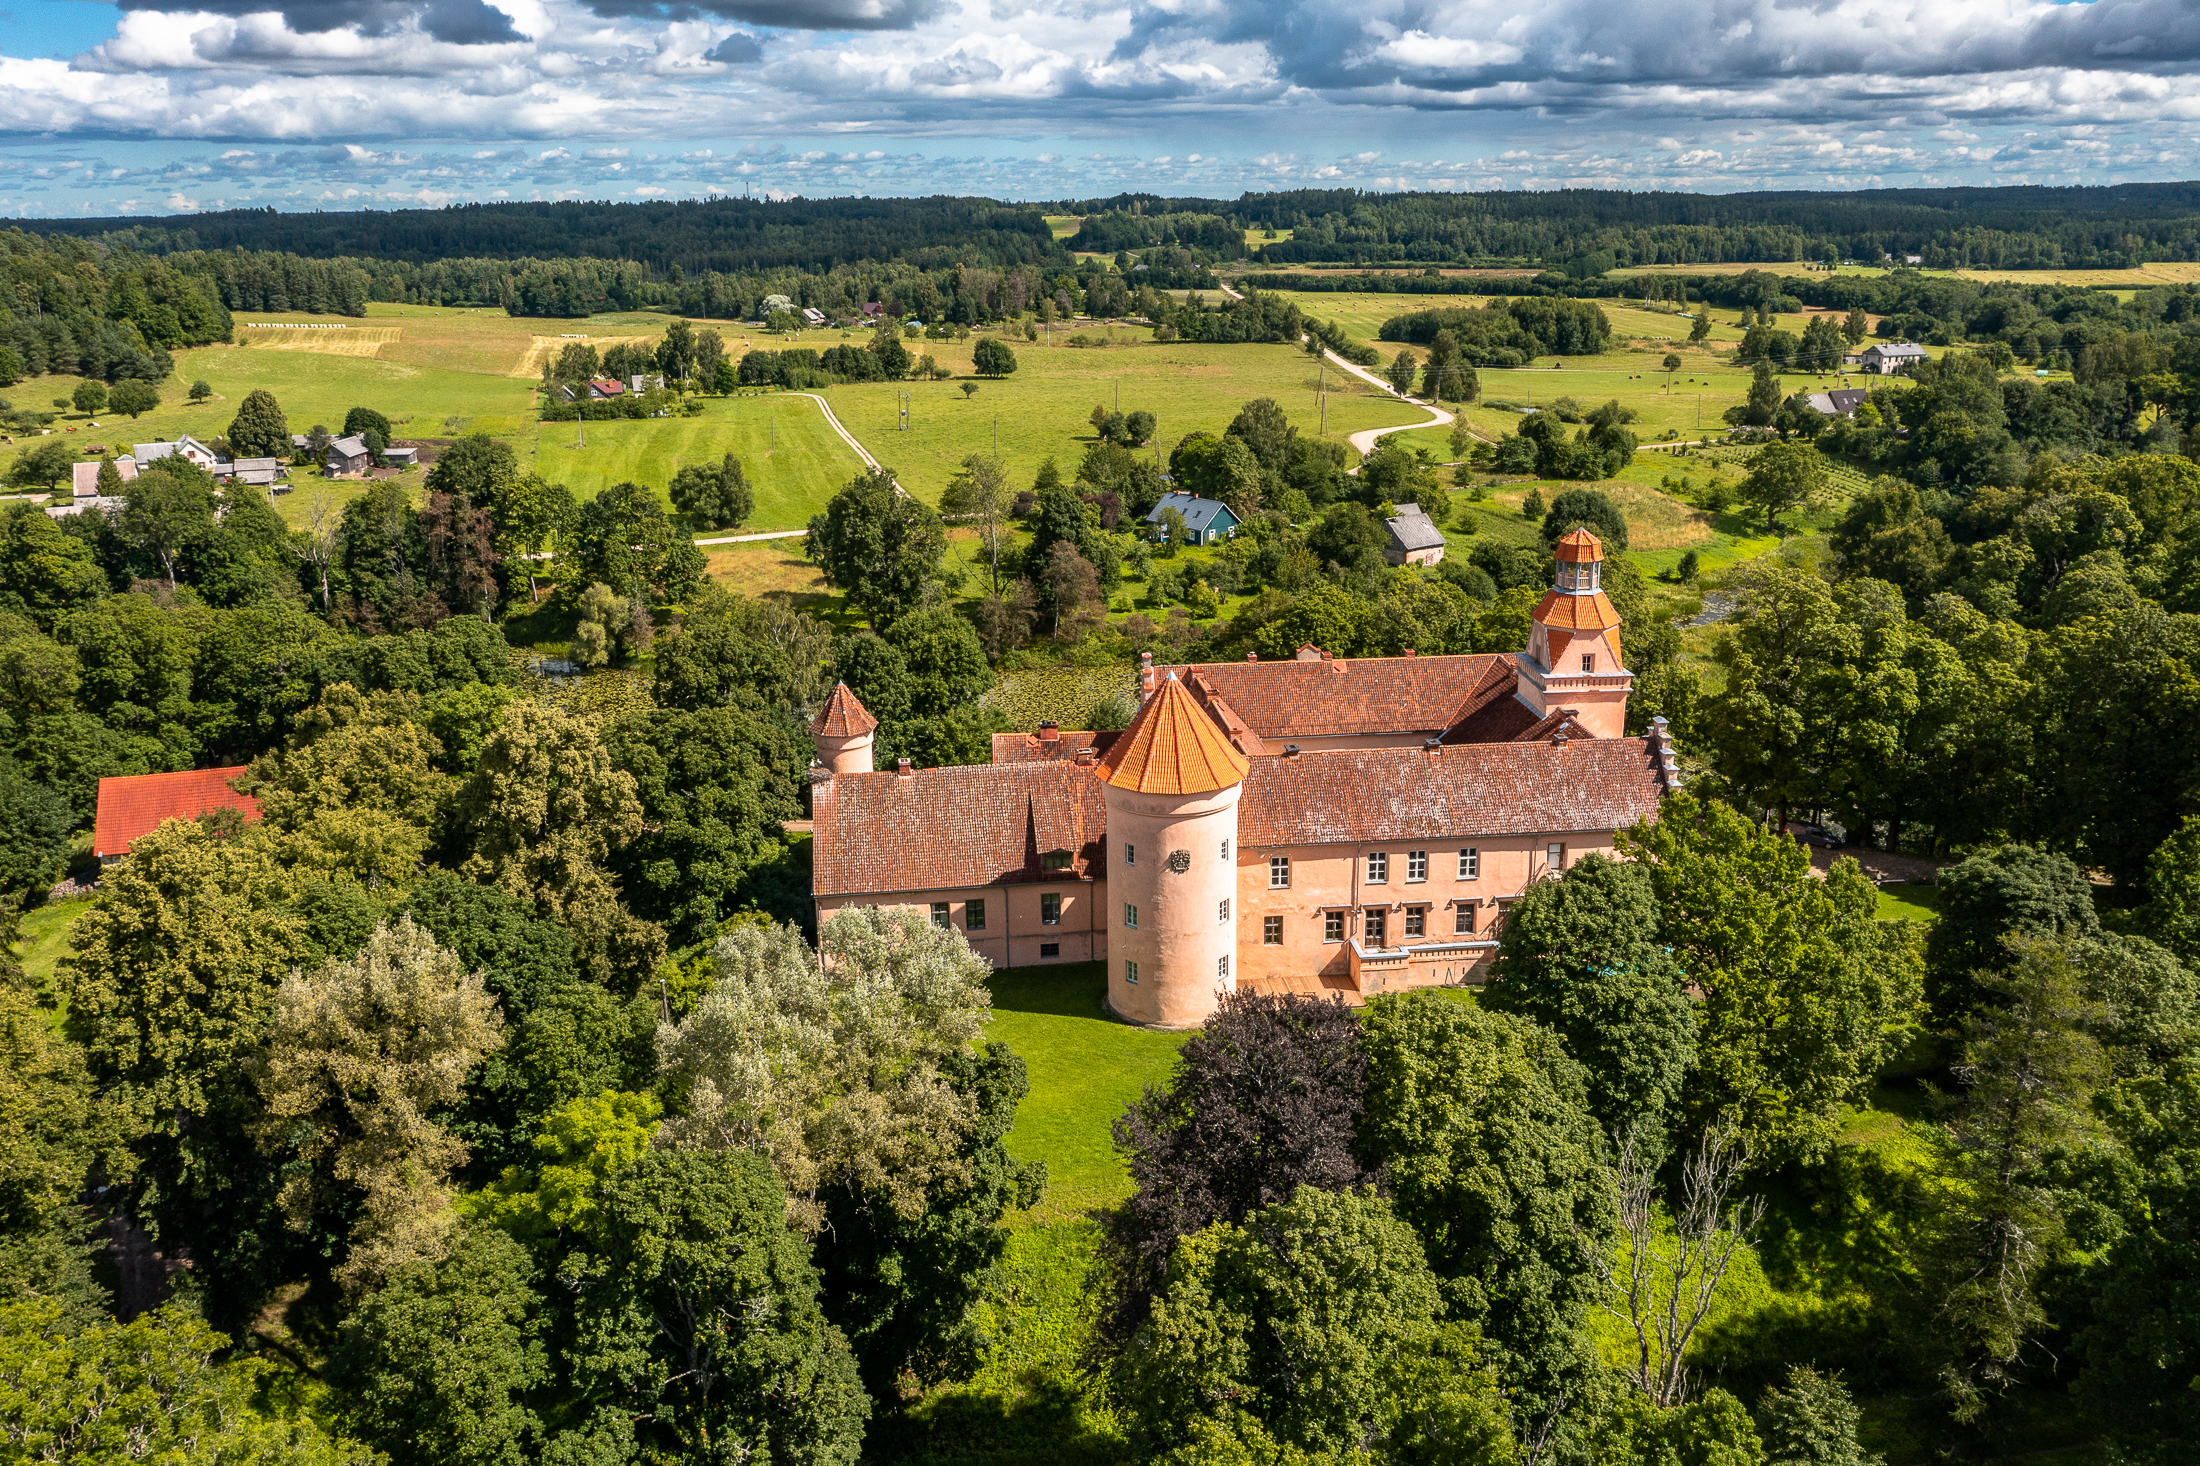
<box><xmin>93</xmin><ymin>767</ymin><xmax>261</xmax><ymax>863</ymax></box>
<box><xmin>1859</xmin><ymin>343</ymin><xmax>1928</xmax><ymax>373</ymax></box>
<box><xmin>71</xmin><ymin>458</ymin><xmax>136</xmax><ymax>497</ymax></box>
<box><xmin>133</xmin><ymin>435</ymin><xmax>219</xmax><ymax>471</ymax></box>
<box><xmin>1384</xmin><ymin>502</ymin><xmax>1447</xmax><ymax>566</ymax></box>
<box><xmin>1146</xmin><ymin>491</ymin><xmax>1240</xmax><ymax>546</ymax></box>
<box><xmin>325</xmin><ymin>435</ymin><xmax>374</xmax><ymax>475</ymax></box>
<box><xmin>1790</xmin><ymin>387</ymin><xmax>1871</xmax><ymax>419</ymax></box>
<box><xmin>810</xmin><ymin>529</ymin><xmax>1673</xmax><ymax>1027</ymax></box>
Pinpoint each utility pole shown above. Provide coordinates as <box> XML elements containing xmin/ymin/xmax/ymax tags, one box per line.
<box><xmin>576</xmin><ymin>394</ymin><xmax>585</xmax><ymax>448</ymax></box>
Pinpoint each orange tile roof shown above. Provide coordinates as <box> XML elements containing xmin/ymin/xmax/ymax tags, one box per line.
<box><xmin>989</xmin><ymin>730</ymin><xmax>1125</xmax><ymax>765</ymax></box>
<box><xmin>1238</xmin><ymin>739</ymin><xmax>1662</xmax><ymax>847</ymax></box>
<box><xmin>812</xmin><ymin>762</ymin><xmax>1106</xmax><ymax>895</ymax></box>
<box><xmin>1555</xmin><ymin>528</ymin><xmax>1606</xmax><ymax>562</ymax></box>
<box><xmin>1095</xmin><ymin>674</ymin><xmax>1251</xmax><ymax>794</ymax></box>
<box><xmin>93</xmin><ymin>767</ymin><xmax>261</xmax><ymax>859</ymax></box>
<box><xmin>1532</xmin><ymin>589</ymin><xmax>1622</xmax><ymax>632</ymax></box>
<box><xmin>1159</xmin><ymin>653</ymin><xmax>1513</xmax><ymax>740</ymax></box>
<box><xmin>811</xmin><ymin>683</ymin><xmax>878</xmax><ymax>737</ymax></box>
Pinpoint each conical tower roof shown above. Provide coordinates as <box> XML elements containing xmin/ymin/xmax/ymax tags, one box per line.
<box><xmin>811</xmin><ymin>682</ymin><xmax>878</xmax><ymax>737</ymax></box>
<box><xmin>1554</xmin><ymin>527</ymin><xmax>1605</xmax><ymax>562</ymax></box>
<box><xmin>1094</xmin><ymin>673</ymin><xmax>1250</xmax><ymax>795</ymax></box>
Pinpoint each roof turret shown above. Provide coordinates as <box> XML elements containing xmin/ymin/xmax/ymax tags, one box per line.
<box><xmin>1094</xmin><ymin>673</ymin><xmax>1250</xmax><ymax>795</ymax></box>
<box><xmin>811</xmin><ymin>682</ymin><xmax>878</xmax><ymax>738</ymax></box>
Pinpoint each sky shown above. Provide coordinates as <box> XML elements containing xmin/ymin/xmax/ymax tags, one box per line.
<box><xmin>2</xmin><ymin>0</ymin><xmax>2199</xmax><ymax>217</ymax></box>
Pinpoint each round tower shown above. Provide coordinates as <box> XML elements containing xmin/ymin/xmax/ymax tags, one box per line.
<box><xmin>1094</xmin><ymin>673</ymin><xmax>1251</xmax><ymax>1028</ymax></box>
<box><xmin>810</xmin><ymin>682</ymin><xmax>878</xmax><ymax>777</ymax></box>
<box><xmin>1515</xmin><ymin>528</ymin><xmax>1633</xmax><ymax>738</ymax></box>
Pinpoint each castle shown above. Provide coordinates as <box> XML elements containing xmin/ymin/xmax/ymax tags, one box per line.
<box><xmin>809</xmin><ymin>529</ymin><xmax>1678</xmax><ymax>1026</ymax></box>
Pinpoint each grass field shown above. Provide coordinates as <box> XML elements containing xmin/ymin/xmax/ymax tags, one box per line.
<box><xmin>11</xmin><ymin>900</ymin><xmax>88</xmax><ymax>997</ymax></box>
<box><xmin>822</xmin><ymin>330</ymin><xmax>1425</xmax><ymax>506</ymax></box>
<box><xmin>985</xmin><ymin>961</ymin><xmax>1189</xmax><ymax>1222</ymax></box>
<box><xmin>531</xmin><ymin>394</ymin><xmax>865</xmax><ymax>524</ymax></box>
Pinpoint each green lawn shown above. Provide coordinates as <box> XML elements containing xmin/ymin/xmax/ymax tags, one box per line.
<box><xmin>529</xmin><ymin>394</ymin><xmax>867</xmax><ymax>522</ymax></box>
<box><xmin>985</xmin><ymin>961</ymin><xmax>1189</xmax><ymax>1222</ymax></box>
<box><xmin>1876</xmin><ymin>883</ymin><xmax>1942</xmax><ymax>923</ymax></box>
<box><xmin>11</xmin><ymin>899</ymin><xmax>91</xmax><ymax>1018</ymax></box>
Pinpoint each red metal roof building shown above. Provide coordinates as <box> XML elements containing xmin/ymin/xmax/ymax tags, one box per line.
<box><xmin>808</xmin><ymin>530</ymin><xmax>1680</xmax><ymax>1025</ymax></box>
<box><xmin>93</xmin><ymin>767</ymin><xmax>262</xmax><ymax>861</ymax></box>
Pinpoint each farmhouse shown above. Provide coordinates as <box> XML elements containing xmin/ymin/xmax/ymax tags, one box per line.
<box><xmin>1859</xmin><ymin>343</ymin><xmax>1928</xmax><ymax>374</ymax></box>
<box><xmin>93</xmin><ymin>766</ymin><xmax>261</xmax><ymax>863</ymax></box>
<box><xmin>325</xmin><ymin>435</ymin><xmax>375</xmax><ymax>475</ymax></box>
<box><xmin>134</xmin><ymin>435</ymin><xmax>219</xmax><ymax>471</ymax></box>
<box><xmin>1145</xmin><ymin>491</ymin><xmax>1240</xmax><ymax>546</ymax></box>
<box><xmin>1384</xmin><ymin>502</ymin><xmax>1447</xmax><ymax>566</ymax></box>
<box><xmin>810</xmin><ymin>529</ymin><xmax>1674</xmax><ymax>1027</ymax></box>
<box><xmin>1789</xmin><ymin>387</ymin><xmax>1871</xmax><ymax>419</ymax></box>
<box><xmin>71</xmin><ymin>458</ymin><xmax>136</xmax><ymax>497</ymax></box>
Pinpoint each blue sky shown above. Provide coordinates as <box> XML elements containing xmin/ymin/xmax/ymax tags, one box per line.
<box><xmin>3</xmin><ymin>0</ymin><xmax>2197</xmax><ymax>216</ymax></box>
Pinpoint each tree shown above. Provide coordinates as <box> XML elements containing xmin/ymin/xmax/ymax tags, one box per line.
<box><xmin>1755</xmin><ymin>1366</ymin><xmax>1879</xmax><ymax>1466</ymax></box>
<box><xmin>423</xmin><ymin>432</ymin><xmax>513</xmax><ymax>508</ymax></box>
<box><xmin>1922</xmin><ymin>938</ymin><xmax>2107</xmax><ymax>1420</ymax></box>
<box><xmin>246</xmin><ymin>682</ymin><xmax>448</xmax><ymax>887</ymax></box>
<box><xmin>1386</xmin><ymin>349</ymin><xmax>1420</xmax><ymax>396</ymax></box>
<box><xmin>0</xmin><ymin>1300</ymin><xmax>369</xmax><ymax>1464</ymax></box>
<box><xmin>1422</xmin><ymin>328</ymin><xmax>1477</xmax><ymax>403</ymax></box>
<box><xmin>568</xmin><ymin>481</ymin><xmax>705</xmax><ymax>603</ymax></box>
<box><xmin>1619</xmin><ymin>793</ymin><xmax>1924</xmax><ymax>1163</ymax></box>
<box><xmin>604</xmin><ymin>703</ymin><xmax>803</xmax><ymax>945</ymax></box>
<box><xmin>656</xmin><ymin>909</ymin><xmax>997</xmax><ymax>1228</ymax></box>
<box><xmin>1482</xmin><ymin>854</ymin><xmax>1698</xmax><ymax>1145</ymax></box>
<box><xmin>805</xmin><ymin>468</ymin><xmax>945</xmax><ymax>628</ymax></box>
<box><xmin>1105</xmin><ymin>992</ymin><xmax>1376</xmax><ymax>1331</ymax></box>
<box><xmin>972</xmin><ymin>337</ymin><xmax>1017</xmax><ymax>376</ymax></box>
<box><xmin>1663</xmin><ymin>352</ymin><xmax>1682</xmax><ymax>380</ymax></box>
<box><xmin>1928</xmin><ymin>845</ymin><xmax>2098</xmax><ymax>1027</ymax></box>
<box><xmin>1042</xmin><ymin>540</ymin><xmax>1103</xmax><ymax>640</ymax></box>
<box><xmin>1126</xmin><ymin>1187</ymin><xmax>1514</xmax><ymax>1464</ymax></box>
<box><xmin>1541</xmin><ymin>486</ymin><xmax>1630</xmax><ymax>554</ymax></box>
<box><xmin>258</xmin><ymin>917</ymin><xmax>504</xmax><ymax>1291</ymax></box>
<box><xmin>328</xmin><ymin>1225</ymin><xmax>547</xmax><ymax>1466</ymax></box>
<box><xmin>4</xmin><ymin>441</ymin><xmax>74</xmax><ymax>492</ymax></box>
<box><xmin>226</xmin><ymin>388</ymin><xmax>291</xmax><ymax>460</ymax></box>
<box><xmin>941</xmin><ymin>453</ymin><xmax>1010</xmax><ymax>595</ymax></box>
<box><xmin>453</xmin><ymin>700</ymin><xmax>662</xmax><ymax>985</ymax></box>
<box><xmin>109</xmin><ymin>380</ymin><xmax>159</xmax><ymax>419</ymax></box>
<box><xmin>1738</xmin><ymin>440</ymin><xmax>1824</xmax><ymax>534</ymax></box>
<box><xmin>575</xmin><ymin>1148</ymin><xmax>870</xmax><ymax>1466</ymax></box>
<box><xmin>670</xmin><ymin>452</ymin><xmax>755</xmax><ymax>530</ymax></box>
<box><xmin>1589</xmin><ymin>1126</ymin><xmax>1765</xmax><ymax>1408</ymax></box>
<box><xmin>869</xmin><ymin>323</ymin><xmax>912</xmax><ymax>379</ymax></box>
<box><xmin>344</xmin><ymin>406</ymin><xmax>394</xmax><ymax>443</ymax></box>
<box><xmin>70</xmin><ymin>380</ymin><xmax>107</xmax><ymax>416</ymax></box>
<box><xmin>1690</xmin><ymin>311</ymin><xmax>1713</xmax><ymax>346</ymax></box>
<box><xmin>1357</xmin><ymin>990</ymin><xmax>1615</xmax><ymax>1410</ymax></box>
<box><xmin>188</xmin><ymin>379</ymin><xmax>213</xmax><ymax>402</ymax></box>
<box><xmin>1842</xmin><ymin>306</ymin><xmax>1870</xmax><ymax>346</ymax></box>
<box><xmin>115</xmin><ymin>459</ymin><xmax>216</xmax><ymax>591</ymax></box>
<box><xmin>0</xmin><ymin>761</ymin><xmax>71</xmax><ymax>899</ymax></box>
<box><xmin>486</xmin><ymin>473</ymin><xmax>573</xmax><ymax>605</ymax></box>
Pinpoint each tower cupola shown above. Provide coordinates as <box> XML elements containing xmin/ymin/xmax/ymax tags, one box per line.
<box><xmin>1515</xmin><ymin>529</ymin><xmax>1634</xmax><ymax>738</ymax></box>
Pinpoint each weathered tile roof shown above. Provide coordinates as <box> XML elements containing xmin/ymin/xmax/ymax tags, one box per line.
<box><xmin>811</xmin><ymin>682</ymin><xmax>878</xmax><ymax>737</ymax></box>
<box><xmin>94</xmin><ymin>767</ymin><xmax>261</xmax><ymax>859</ymax></box>
<box><xmin>1237</xmin><ymin>739</ymin><xmax>1663</xmax><ymax>847</ymax></box>
<box><xmin>1554</xmin><ymin>527</ymin><xmax>1604</xmax><ymax>563</ymax></box>
<box><xmin>990</xmin><ymin>730</ymin><xmax>1124</xmax><ymax>765</ymax></box>
<box><xmin>1096</xmin><ymin>674</ymin><xmax>1250</xmax><ymax>794</ymax></box>
<box><xmin>811</xmin><ymin>762</ymin><xmax>1106</xmax><ymax>895</ymax></box>
<box><xmin>1386</xmin><ymin>506</ymin><xmax>1448</xmax><ymax>553</ymax></box>
<box><xmin>1161</xmin><ymin>653</ymin><xmax>1512</xmax><ymax>740</ymax></box>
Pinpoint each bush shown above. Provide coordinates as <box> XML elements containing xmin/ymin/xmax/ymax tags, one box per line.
<box><xmin>973</xmin><ymin>338</ymin><xmax>1018</xmax><ymax>376</ymax></box>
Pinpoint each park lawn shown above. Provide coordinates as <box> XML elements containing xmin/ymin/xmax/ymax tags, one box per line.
<box><xmin>985</xmin><ymin>961</ymin><xmax>1189</xmax><ymax>1224</ymax></box>
<box><xmin>824</xmin><ymin>336</ymin><xmax>1425</xmax><ymax>506</ymax></box>
<box><xmin>1876</xmin><ymin>883</ymin><xmax>1942</xmax><ymax>923</ymax></box>
<box><xmin>13</xmin><ymin>898</ymin><xmax>91</xmax><ymax>1010</ymax></box>
<box><xmin>530</xmin><ymin>393</ymin><xmax>866</xmax><ymax>521</ymax></box>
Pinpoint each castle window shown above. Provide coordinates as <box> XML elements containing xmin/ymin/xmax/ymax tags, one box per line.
<box><xmin>1125</xmin><ymin>959</ymin><xmax>1138</xmax><ymax>985</ymax></box>
<box><xmin>1125</xmin><ymin>843</ymin><xmax>1135</xmax><ymax>867</ymax></box>
<box><xmin>1219</xmin><ymin>898</ymin><xmax>1230</xmax><ymax>923</ymax></box>
<box><xmin>1041</xmin><ymin>850</ymin><xmax>1073</xmax><ymax>870</ymax></box>
<box><xmin>930</xmin><ymin>902</ymin><xmax>950</xmax><ymax>930</ymax></box>
<box><xmin>1324</xmin><ymin>911</ymin><xmax>1345</xmax><ymax>942</ymax></box>
<box><xmin>1264</xmin><ymin>915</ymin><xmax>1283</xmax><ymax>945</ymax></box>
<box><xmin>1405</xmin><ymin>906</ymin><xmax>1425</xmax><ymax>937</ymax></box>
<box><xmin>1406</xmin><ymin>851</ymin><xmax>1427</xmax><ymax>883</ymax></box>
<box><xmin>1040</xmin><ymin>942</ymin><xmax>1059</xmax><ymax>958</ymax></box>
<box><xmin>1459</xmin><ymin>848</ymin><xmax>1479</xmax><ymax>880</ymax></box>
<box><xmin>1546</xmin><ymin>844</ymin><xmax>1565</xmax><ymax>872</ymax></box>
<box><xmin>1041</xmin><ymin>893</ymin><xmax>1062</xmax><ymax>925</ymax></box>
<box><xmin>1124</xmin><ymin>903</ymin><xmax>1138</xmax><ymax>929</ymax></box>
<box><xmin>966</xmin><ymin>899</ymin><xmax>986</xmax><ymax>931</ymax></box>
<box><xmin>1454</xmin><ymin>904</ymin><xmax>1474</xmax><ymax>935</ymax></box>
<box><xmin>1217</xmin><ymin>955</ymin><xmax>1230</xmax><ymax>981</ymax></box>
<box><xmin>1365</xmin><ymin>909</ymin><xmax>1388</xmax><ymax>947</ymax></box>
<box><xmin>1221</xmin><ymin>839</ymin><xmax>1230</xmax><ymax>860</ymax></box>
<box><xmin>1269</xmin><ymin>856</ymin><xmax>1290</xmax><ymax>888</ymax></box>
<box><xmin>1581</xmin><ymin>653</ymin><xmax>1596</xmax><ymax>673</ymax></box>
<box><xmin>1366</xmin><ymin>852</ymin><xmax>1388</xmax><ymax>883</ymax></box>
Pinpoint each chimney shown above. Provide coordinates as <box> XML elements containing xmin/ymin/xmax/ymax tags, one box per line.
<box><xmin>1139</xmin><ymin>651</ymin><xmax>1156</xmax><ymax>698</ymax></box>
<box><xmin>1404</xmin><ymin>648</ymin><xmax>1416</xmax><ymax>658</ymax></box>
<box><xmin>1551</xmin><ymin>730</ymin><xmax>1569</xmax><ymax>750</ymax></box>
<box><xmin>896</xmin><ymin>757</ymin><xmax>913</xmax><ymax>777</ymax></box>
<box><xmin>1245</xmin><ymin>652</ymin><xmax>1258</xmax><ymax>662</ymax></box>
<box><xmin>1283</xmin><ymin>743</ymin><xmax>1302</xmax><ymax>758</ymax></box>
<box><xmin>1320</xmin><ymin>649</ymin><xmax>1333</xmax><ymax>662</ymax></box>
<box><xmin>1038</xmin><ymin>721</ymin><xmax>1060</xmax><ymax>744</ymax></box>
<box><xmin>1423</xmin><ymin>737</ymin><xmax>1443</xmax><ymax>758</ymax></box>
<box><xmin>1074</xmin><ymin>747</ymin><xmax>1095</xmax><ymax>767</ymax></box>
<box><xmin>1296</xmin><ymin>644</ymin><xmax>1323</xmax><ymax>662</ymax></box>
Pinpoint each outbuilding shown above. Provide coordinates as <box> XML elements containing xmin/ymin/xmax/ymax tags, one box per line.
<box><xmin>1145</xmin><ymin>491</ymin><xmax>1240</xmax><ymax>546</ymax></box>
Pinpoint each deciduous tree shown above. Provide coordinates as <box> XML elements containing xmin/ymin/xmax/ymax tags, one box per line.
<box><xmin>226</xmin><ymin>387</ymin><xmax>291</xmax><ymax>461</ymax></box>
<box><xmin>806</xmin><ymin>468</ymin><xmax>944</xmax><ymax>628</ymax></box>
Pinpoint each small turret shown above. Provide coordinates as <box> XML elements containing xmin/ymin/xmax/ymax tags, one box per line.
<box><xmin>810</xmin><ymin>683</ymin><xmax>878</xmax><ymax>778</ymax></box>
<box><xmin>1516</xmin><ymin>529</ymin><xmax>1633</xmax><ymax>738</ymax></box>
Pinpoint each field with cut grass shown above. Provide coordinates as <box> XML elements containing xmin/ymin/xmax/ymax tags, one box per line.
<box><xmin>531</xmin><ymin>394</ymin><xmax>866</xmax><ymax>524</ymax></box>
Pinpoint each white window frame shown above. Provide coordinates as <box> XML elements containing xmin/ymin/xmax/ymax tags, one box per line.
<box><xmin>1406</xmin><ymin>850</ymin><xmax>1428</xmax><ymax>883</ymax></box>
<box><xmin>930</xmin><ymin>901</ymin><xmax>950</xmax><ymax>929</ymax></box>
<box><xmin>1547</xmin><ymin>843</ymin><xmax>1565</xmax><ymax>872</ymax></box>
<box><xmin>1458</xmin><ymin>848</ymin><xmax>1479</xmax><ymax>880</ymax></box>
<box><xmin>1124</xmin><ymin>903</ymin><xmax>1138</xmax><ymax>929</ymax></box>
<box><xmin>1366</xmin><ymin>851</ymin><xmax>1388</xmax><ymax>884</ymax></box>
<box><xmin>1041</xmin><ymin>892</ymin><xmax>1062</xmax><ymax>925</ymax></box>
<box><xmin>1269</xmin><ymin>855</ymin><xmax>1291</xmax><ymax>888</ymax></box>
<box><xmin>1218</xmin><ymin>898</ymin><xmax>1230</xmax><ymax>923</ymax></box>
<box><xmin>1324</xmin><ymin>910</ymin><xmax>1345</xmax><ymax>942</ymax></box>
<box><xmin>1217</xmin><ymin>955</ymin><xmax>1230</xmax><ymax>980</ymax></box>
<box><xmin>1125</xmin><ymin>959</ymin><xmax>1138</xmax><ymax>984</ymax></box>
